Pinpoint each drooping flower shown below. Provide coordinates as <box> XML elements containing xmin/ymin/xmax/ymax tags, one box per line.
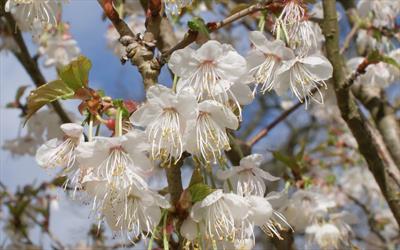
<box><xmin>217</xmin><ymin>154</ymin><xmax>279</xmax><ymax>197</ymax></box>
<box><xmin>305</xmin><ymin>223</ymin><xmax>342</xmax><ymax>249</ymax></box>
<box><xmin>183</xmin><ymin>100</ymin><xmax>238</xmax><ymax>164</ymax></box>
<box><xmin>190</xmin><ymin>189</ymin><xmax>250</xmax><ymax>241</ymax></box>
<box><xmin>130</xmin><ymin>84</ymin><xmax>197</xmax><ymax>163</ymax></box>
<box><xmin>282</xmin><ymin>190</ymin><xmax>336</xmax><ymax>232</ymax></box>
<box><xmin>102</xmin><ymin>185</ymin><xmax>170</xmax><ymax>240</ymax></box>
<box><xmin>168</xmin><ymin>40</ymin><xmax>248</xmax><ymax>103</ymax></box>
<box><xmin>357</xmin><ymin>0</ymin><xmax>400</xmax><ymax>29</ymax></box>
<box><xmin>274</xmin><ymin>0</ymin><xmax>317</xmax><ymax>54</ymax></box>
<box><xmin>274</xmin><ymin>54</ymin><xmax>333</xmax><ymax>107</ymax></box>
<box><xmin>347</xmin><ymin>57</ymin><xmax>396</xmax><ymax>88</ymax></box>
<box><xmin>164</xmin><ymin>0</ymin><xmax>192</xmax><ymax>16</ymax></box>
<box><xmin>36</xmin><ymin>123</ymin><xmax>83</xmax><ymax>170</ymax></box>
<box><xmin>247</xmin><ymin>31</ymin><xmax>294</xmax><ymax>94</ymax></box>
<box><xmin>5</xmin><ymin>0</ymin><xmax>63</xmax><ymax>30</ymax></box>
<box><xmin>38</xmin><ymin>32</ymin><xmax>80</xmax><ymax>68</ymax></box>
<box><xmin>75</xmin><ymin>130</ymin><xmax>152</xmax><ymax>191</ymax></box>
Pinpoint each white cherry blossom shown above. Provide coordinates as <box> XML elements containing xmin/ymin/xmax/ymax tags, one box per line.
<box><xmin>190</xmin><ymin>189</ymin><xmax>250</xmax><ymax>241</ymax></box>
<box><xmin>130</xmin><ymin>84</ymin><xmax>197</xmax><ymax>163</ymax></box>
<box><xmin>275</xmin><ymin>54</ymin><xmax>333</xmax><ymax>107</ymax></box>
<box><xmin>38</xmin><ymin>33</ymin><xmax>80</xmax><ymax>68</ymax></box>
<box><xmin>274</xmin><ymin>0</ymin><xmax>317</xmax><ymax>54</ymax></box>
<box><xmin>357</xmin><ymin>0</ymin><xmax>400</xmax><ymax>29</ymax></box>
<box><xmin>102</xmin><ymin>185</ymin><xmax>170</xmax><ymax>240</ymax></box>
<box><xmin>247</xmin><ymin>31</ymin><xmax>295</xmax><ymax>94</ymax></box>
<box><xmin>305</xmin><ymin>223</ymin><xmax>342</xmax><ymax>249</ymax></box>
<box><xmin>164</xmin><ymin>0</ymin><xmax>192</xmax><ymax>16</ymax></box>
<box><xmin>183</xmin><ymin>100</ymin><xmax>238</xmax><ymax>163</ymax></box>
<box><xmin>168</xmin><ymin>40</ymin><xmax>247</xmax><ymax>104</ymax></box>
<box><xmin>36</xmin><ymin>123</ymin><xmax>83</xmax><ymax>170</ymax></box>
<box><xmin>347</xmin><ymin>57</ymin><xmax>395</xmax><ymax>88</ymax></box>
<box><xmin>217</xmin><ymin>154</ymin><xmax>279</xmax><ymax>197</ymax></box>
<box><xmin>5</xmin><ymin>0</ymin><xmax>63</xmax><ymax>30</ymax></box>
<box><xmin>282</xmin><ymin>190</ymin><xmax>336</xmax><ymax>232</ymax></box>
<box><xmin>75</xmin><ymin>130</ymin><xmax>152</xmax><ymax>191</ymax></box>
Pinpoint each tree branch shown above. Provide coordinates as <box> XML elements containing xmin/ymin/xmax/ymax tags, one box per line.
<box><xmin>97</xmin><ymin>0</ymin><xmax>160</xmax><ymax>89</ymax></box>
<box><xmin>322</xmin><ymin>0</ymin><xmax>400</xmax><ymax>226</ymax></box>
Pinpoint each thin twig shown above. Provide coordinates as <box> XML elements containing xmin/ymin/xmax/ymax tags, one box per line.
<box><xmin>340</xmin><ymin>23</ymin><xmax>360</xmax><ymax>55</ymax></box>
<box><xmin>247</xmin><ymin>101</ymin><xmax>303</xmax><ymax>147</ymax></box>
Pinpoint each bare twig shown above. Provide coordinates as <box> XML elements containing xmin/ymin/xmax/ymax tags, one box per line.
<box><xmin>247</xmin><ymin>101</ymin><xmax>303</xmax><ymax>147</ymax></box>
<box><xmin>340</xmin><ymin>23</ymin><xmax>360</xmax><ymax>55</ymax></box>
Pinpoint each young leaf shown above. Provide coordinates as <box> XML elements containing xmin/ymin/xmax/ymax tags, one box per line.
<box><xmin>58</xmin><ymin>55</ymin><xmax>92</xmax><ymax>91</ymax></box>
<box><xmin>26</xmin><ymin>80</ymin><xmax>74</xmax><ymax>121</ymax></box>
<box><xmin>15</xmin><ymin>85</ymin><xmax>29</xmax><ymax>104</ymax></box>
<box><xmin>188</xmin><ymin>183</ymin><xmax>214</xmax><ymax>203</ymax></box>
<box><xmin>188</xmin><ymin>17</ymin><xmax>209</xmax><ymax>37</ymax></box>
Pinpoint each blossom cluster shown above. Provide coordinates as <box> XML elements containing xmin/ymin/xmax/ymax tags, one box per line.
<box><xmin>5</xmin><ymin>0</ymin><xmax>80</xmax><ymax>68</ymax></box>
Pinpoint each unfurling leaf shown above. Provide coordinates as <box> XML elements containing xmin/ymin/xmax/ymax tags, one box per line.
<box><xmin>188</xmin><ymin>183</ymin><xmax>214</xmax><ymax>203</ymax></box>
<box><xmin>188</xmin><ymin>17</ymin><xmax>209</xmax><ymax>37</ymax></box>
<box><xmin>26</xmin><ymin>80</ymin><xmax>74</xmax><ymax>121</ymax></box>
<box><xmin>15</xmin><ymin>85</ymin><xmax>29</xmax><ymax>104</ymax></box>
<box><xmin>58</xmin><ymin>55</ymin><xmax>92</xmax><ymax>91</ymax></box>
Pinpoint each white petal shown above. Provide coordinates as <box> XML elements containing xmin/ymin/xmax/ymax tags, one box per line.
<box><xmin>216</xmin><ymin>50</ymin><xmax>248</xmax><ymax>82</ymax></box>
<box><xmin>175</xmin><ymin>88</ymin><xmax>198</xmax><ymax>121</ymax></box>
<box><xmin>223</xmin><ymin>193</ymin><xmax>250</xmax><ymax>220</ymax></box>
<box><xmin>198</xmin><ymin>100</ymin><xmax>238</xmax><ymax>130</ymax></box>
<box><xmin>35</xmin><ymin>138</ymin><xmax>61</xmax><ymax>168</ymax></box>
<box><xmin>60</xmin><ymin>123</ymin><xmax>83</xmax><ymax>138</ymax></box>
<box><xmin>247</xmin><ymin>49</ymin><xmax>266</xmax><ymax>69</ymax></box>
<box><xmin>300</xmin><ymin>55</ymin><xmax>333</xmax><ymax>80</ymax></box>
<box><xmin>194</xmin><ymin>40</ymin><xmax>223</xmax><ymax>62</ymax></box>
<box><xmin>180</xmin><ymin>217</ymin><xmax>199</xmax><ymax>241</ymax></box>
<box><xmin>75</xmin><ymin>140</ymin><xmax>109</xmax><ymax>169</ymax></box>
<box><xmin>216</xmin><ymin>168</ymin><xmax>238</xmax><ymax>180</ymax></box>
<box><xmin>249</xmin><ymin>31</ymin><xmax>272</xmax><ymax>54</ymax></box>
<box><xmin>130</xmin><ymin>103</ymin><xmax>163</xmax><ymax>127</ymax></box>
<box><xmin>168</xmin><ymin>46</ymin><xmax>198</xmax><ymax>77</ymax></box>
<box><xmin>123</xmin><ymin>129</ymin><xmax>150</xmax><ymax>153</ymax></box>
<box><xmin>252</xmin><ymin>168</ymin><xmax>280</xmax><ymax>181</ymax></box>
<box><xmin>190</xmin><ymin>201</ymin><xmax>205</xmax><ymax>222</ymax></box>
<box><xmin>200</xmin><ymin>189</ymin><xmax>224</xmax><ymax>207</ymax></box>
<box><xmin>246</xmin><ymin>196</ymin><xmax>273</xmax><ymax>226</ymax></box>
<box><xmin>182</xmin><ymin>120</ymin><xmax>197</xmax><ymax>154</ymax></box>
<box><xmin>240</xmin><ymin>154</ymin><xmax>263</xmax><ymax>168</ymax></box>
<box><xmin>229</xmin><ymin>82</ymin><xmax>254</xmax><ymax>105</ymax></box>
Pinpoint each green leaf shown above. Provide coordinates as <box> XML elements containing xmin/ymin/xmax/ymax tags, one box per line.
<box><xmin>26</xmin><ymin>80</ymin><xmax>74</xmax><ymax>121</ymax></box>
<box><xmin>58</xmin><ymin>55</ymin><xmax>92</xmax><ymax>91</ymax></box>
<box><xmin>367</xmin><ymin>51</ymin><xmax>400</xmax><ymax>70</ymax></box>
<box><xmin>295</xmin><ymin>141</ymin><xmax>306</xmax><ymax>162</ymax></box>
<box><xmin>272</xmin><ymin>151</ymin><xmax>298</xmax><ymax>170</ymax></box>
<box><xmin>382</xmin><ymin>56</ymin><xmax>400</xmax><ymax>70</ymax></box>
<box><xmin>15</xmin><ymin>85</ymin><xmax>29</xmax><ymax>104</ymax></box>
<box><xmin>113</xmin><ymin>0</ymin><xmax>124</xmax><ymax>18</ymax></box>
<box><xmin>188</xmin><ymin>183</ymin><xmax>214</xmax><ymax>203</ymax></box>
<box><xmin>188</xmin><ymin>17</ymin><xmax>209</xmax><ymax>37</ymax></box>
